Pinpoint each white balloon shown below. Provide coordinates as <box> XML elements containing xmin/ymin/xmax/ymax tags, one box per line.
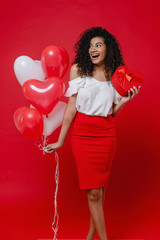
<box><xmin>43</xmin><ymin>101</ymin><xmax>67</xmax><ymax>136</ymax></box>
<box><xmin>30</xmin><ymin>101</ymin><xmax>67</xmax><ymax>136</ymax></box>
<box><xmin>14</xmin><ymin>56</ymin><xmax>46</xmax><ymax>86</ymax></box>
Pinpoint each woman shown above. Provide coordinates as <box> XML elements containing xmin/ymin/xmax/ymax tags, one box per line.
<box><xmin>45</xmin><ymin>27</ymin><xmax>141</xmax><ymax>240</ymax></box>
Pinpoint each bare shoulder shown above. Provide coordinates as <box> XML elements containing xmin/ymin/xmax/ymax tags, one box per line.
<box><xmin>70</xmin><ymin>63</ymin><xmax>80</xmax><ymax>80</ymax></box>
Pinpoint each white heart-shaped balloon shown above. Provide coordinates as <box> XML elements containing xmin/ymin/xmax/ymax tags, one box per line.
<box><xmin>14</xmin><ymin>56</ymin><xmax>46</xmax><ymax>86</ymax></box>
<box><xmin>43</xmin><ymin>101</ymin><xmax>67</xmax><ymax>136</ymax></box>
<box><xmin>30</xmin><ymin>101</ymin><xmax>67</xmax><ymax>136</ymax></box>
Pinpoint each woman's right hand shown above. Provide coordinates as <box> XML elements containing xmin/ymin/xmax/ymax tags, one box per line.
<box><xmin>45</xmin><ymin>141</ymin><xmax>63</xmax><ymax>153</ymax></box>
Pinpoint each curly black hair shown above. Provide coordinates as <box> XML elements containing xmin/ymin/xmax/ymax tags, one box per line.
<box><xmin>73</xmin><ymin>26</ymin><xmax>124</xmax><ymax>81</ymax></box>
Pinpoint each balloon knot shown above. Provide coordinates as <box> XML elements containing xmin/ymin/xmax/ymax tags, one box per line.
<box><xmin>35</xmin><ymin>135</ymin><xmax>49</xmax><ymax>154</ymax></box>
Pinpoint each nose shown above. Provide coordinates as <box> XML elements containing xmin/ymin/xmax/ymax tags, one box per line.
<box><xmin>91</xmin><ymin>45</ymin><xmax>97</xmax><ymax>52</ymax></box>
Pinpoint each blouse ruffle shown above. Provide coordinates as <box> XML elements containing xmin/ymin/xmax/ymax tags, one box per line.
<box><xmin>64</xmin><ymin>77</ymin><xmax>86</xmax><ymax>97</ymax></box>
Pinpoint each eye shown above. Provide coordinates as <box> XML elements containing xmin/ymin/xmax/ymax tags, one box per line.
<box><xmin>97</xmin><ymin>44</ymin><xmax>101</xmax><ymax>47</ymax></box>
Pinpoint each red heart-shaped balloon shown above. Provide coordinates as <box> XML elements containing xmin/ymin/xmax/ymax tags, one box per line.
<box><xmin>22</xmin><ymin>77</ymin><xmax>64</xmax><ymax>115</ymax></box>
<box><xmin>14</xmin><ymin>107</ymin><xmax>43</xmax><ymax>140</ymax></box>
<box><xmin>41</xmin><ymin>45</ymin><xmax>69</xmax><ymax>78</ymax></box>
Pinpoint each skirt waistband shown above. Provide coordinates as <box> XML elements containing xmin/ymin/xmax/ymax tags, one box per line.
<box><xmin>71</xmin><ymin>112</ymin><xmax>116</xmax><ymax>137</ymax></box>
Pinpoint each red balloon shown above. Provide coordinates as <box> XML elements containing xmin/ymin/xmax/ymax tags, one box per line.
<box><xmin>22</xmin><ymin>77</ymin><xmax>64</xmax><ymax>115</ymax></box>
<box><xmin>14</xmin><ymin>107</ymin><xmax>43</xmax><ymax>140</ymax></box>
<box><xmin>41</xmin><ymin>45</ymin><xmax>69</xmax><ymax>78</ymax></box>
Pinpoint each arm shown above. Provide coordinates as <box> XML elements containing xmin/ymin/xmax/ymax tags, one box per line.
<box><xmin>45</xmin><ymin>64</ymin><xmax>80</xmax><ymax>153</ymax></box>
<box><xmin>111</xmin><ymin>101</ymin><xmax>125</xmax><ymax>118</ymax></box>
<box><xmin>112</xmin><ymin>86</ymin><xmax>141</xmax><ymax>118</ymax></box>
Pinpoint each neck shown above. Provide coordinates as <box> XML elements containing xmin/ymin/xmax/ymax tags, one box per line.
<box><xmin>93</xmin><ymin>63</ymin><xmax>106</xmax><ymax>72</ymax></box>
<box><xmin>92</xmin><ymin>63</ymin><xmax>111</xmax><ymax>81</ymax></box>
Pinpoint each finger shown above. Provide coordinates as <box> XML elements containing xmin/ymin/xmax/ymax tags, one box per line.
<box><xmin>130</xmin><ymin>87</ymin><xmax>134</xmax><ymax>92</ymax></box>
<box><xmin>46</xmin><ymin>144</ymin><xmax>55</xmax><ymax>149</ymax></box>
<box><xmin>46</xmin><ymin>145</ymin><xmax>54</xmax><ymax>151</ymax></box>
<box><xmin>45</xmin><ymin>146</ymin><xmax>50</xmax><ymax>150</ymax></box>
<box><xmin>132</xmin><ymin>91</ymin><xmax>136</xmax><ymax>98</ymax></box>
<box><xmin>48</xmin><ymin>149</ymin><xmax>55</xmax><ymax>153</ymax></box>
<box><xmin>46</xmin><ymin>144</ymin><xmax>51</xmax><ymax>148</ymax></box>
<box><xmin>130</xmin><ymin>88</ymin><xmax>134</xmax><ymax>97</ymax></box>
<box><xmin>138</xmin><ymin>86</ymin><xmax>141</xmax><ymax>92</ymax></box>
<box><xmin>45</xmin><ymin>148</ymin><xmax>55</xmax><ymax>153</ymax></box>
<box><xmin>133</xmin><ymin>86</ymin><xmax>138</xmax><ymax>94</ymax></box>
<box><xmin>128</xmin><ymin>90</ymin><xmax>131</xmax><ymax>97</ymax></box>
<box><xmin>131</xmin><ymin>87</ymin><xmax>137</xmax><ymax>95</ymax></box>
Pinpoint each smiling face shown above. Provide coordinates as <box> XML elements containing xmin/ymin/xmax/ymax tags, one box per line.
<box><xmin>89</xmin><ymin>37</ymin><xmax>107</xmax><ymax>65</ymax></box>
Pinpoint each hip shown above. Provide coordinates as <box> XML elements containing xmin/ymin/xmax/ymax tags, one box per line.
<box><xmin>71</xmin><ymin>111</ymin><xmax>116</xmax><ymax>137</ymax></box>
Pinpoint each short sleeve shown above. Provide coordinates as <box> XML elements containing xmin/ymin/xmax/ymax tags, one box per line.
<box><xmin>64</xmin><ymin>77</ymin><xmax>86</xmax><ymax>97</ymax></box>
<box><xmin>114</xmin><ymin>89</ymin><xmax>122</xmax><ymax>104</ymax></box>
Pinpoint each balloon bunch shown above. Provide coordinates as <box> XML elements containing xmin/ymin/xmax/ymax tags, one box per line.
<box><xmin>13</xmin><ymin>46</ymin><xmax>69</xmax><ymax>240</ymax></box>
<box><xmin>13</xmin><ymin>46</ymin><xmax>69</xmax><ymax>144</ymax></box>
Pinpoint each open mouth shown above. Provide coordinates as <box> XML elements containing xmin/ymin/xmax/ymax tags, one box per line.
<box><xmin>91</xmin><ymin>54</ymin><xmax>100</xmax><ymax>59</ymax></box>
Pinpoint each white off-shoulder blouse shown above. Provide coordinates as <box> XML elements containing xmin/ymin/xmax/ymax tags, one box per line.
<box><xmin>65</xmin><ymin>76</ymin><xmax>122</xmax><ymax>117</ymax></box>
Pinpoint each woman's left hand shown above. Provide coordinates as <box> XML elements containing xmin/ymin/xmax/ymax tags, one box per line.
<box><xmin>120</xmin><ymin>86</ymin><xmax>141</xmax><ymax>104</ymax></box>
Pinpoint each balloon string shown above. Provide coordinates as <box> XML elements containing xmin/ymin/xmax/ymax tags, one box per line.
<box><xmin>52</xmin><ymin>151</ymin><xmax>59</xmax><ymax>240</ymax></box>
<box><xmin>35</xmin><ymin>136</ymin><xmax>60</xmax><ymax>239</ymax></box>
<box><xmin>35</xmin><ymin>135</ymin><xmax>48</xmax><ymax>154</ymax></box>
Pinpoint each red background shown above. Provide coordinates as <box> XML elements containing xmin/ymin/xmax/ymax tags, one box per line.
<box><xmin>0</xmin><ymin>0</ymin><xmax>160</xmax><ymax>239</ymax></box>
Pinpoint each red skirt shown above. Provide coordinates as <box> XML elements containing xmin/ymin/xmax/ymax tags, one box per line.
<box><xmin>71</xmin><ymin>112</ymin><xmax>117</xmax><ymax>189</ymax></box>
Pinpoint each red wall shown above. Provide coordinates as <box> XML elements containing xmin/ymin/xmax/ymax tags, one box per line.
<box><xmin>0</xmin><ymin>0</ymin><xmax>160</xmax><ymax>239</ymax></box>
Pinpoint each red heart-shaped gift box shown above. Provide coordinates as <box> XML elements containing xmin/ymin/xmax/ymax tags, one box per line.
<box><xmin>112</xmin><ymin>66</ymin><xmax>143</xmax><ymax>96</ymax></box>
